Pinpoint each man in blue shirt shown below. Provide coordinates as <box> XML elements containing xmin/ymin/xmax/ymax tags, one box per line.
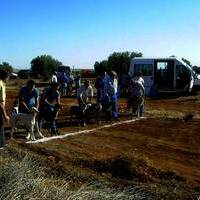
<box><xmin>19</xmin><ymin>80</ymin><xmax>39</xmax><ymax>113</ymax></box>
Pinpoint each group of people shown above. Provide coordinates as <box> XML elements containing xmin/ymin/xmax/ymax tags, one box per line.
<box><xmin>51</xmin><ymin>71</ymin><xmax>81</xmax><ymax>97</ymax></box>
<box><xmin>76</xmin><ymin>70</ymin><xmax>145</xmax><ymax>125</ymax></box>
<box><xmin>0</xmin><ymin>69</ymin><xmax>145</xmax><ymax>149</ymax></box>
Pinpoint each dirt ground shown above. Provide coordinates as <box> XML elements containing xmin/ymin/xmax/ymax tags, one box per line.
<box><xmin>4</xmin><ymin>89</ymin><xmax>200</xmax><ymax>190</ymax></box>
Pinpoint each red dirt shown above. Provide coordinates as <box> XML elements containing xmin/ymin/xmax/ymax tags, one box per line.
<box><xmin>5</xmin><ymin>89</ymin><xmax>200</xmax><ymax>186</ymax></box>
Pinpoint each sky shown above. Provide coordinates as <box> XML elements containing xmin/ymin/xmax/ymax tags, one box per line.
<box><xmin>1</xmin><ymin>0</ymin><xmax>200</xmax><ymax>69</ymax></box>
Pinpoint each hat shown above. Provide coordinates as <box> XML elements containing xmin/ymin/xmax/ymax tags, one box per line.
<box><xmin>110</xmin><ymin>71</ymin><xmax>117</xmax><ymax>77</ymax></box>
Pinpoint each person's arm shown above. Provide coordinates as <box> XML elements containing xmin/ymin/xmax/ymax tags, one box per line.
<box><xmin>19</xmin><ymin>96</ymin><xmax>29</xmax><ymax>112</ymax></box>
<box><xmin>88</xmin><ymin>86</ymin><xmax>94</xmax><ymax>102</ymax></box>
<box><xmin>18</xmin><ymin>88</ymin><xmax>30</xmax><ymax>112</ymax></box>
<box><xmin>0</xmin><ymin>102</ymin><xmax>9</xmax><ymax>123</ymax></box>
<box><xmin>57</xmin><ymin>93</ymin><xmax>61</xmax><ymax>105</ymax></box>
<box><xmin>34</xmin><ymin>89</ymin><xmax>39</xmax><ymax>109</ymax></box>
<box><xmin>77</xmin><ymin>86</ymin><xmax>86</xmax><ymax>105</ymax></box>
<box><xmin>139</xmin><ymin>82</ymin><xmax>145</xmax><ymax>96</ymax></box>
<box><xmin>79</xmin><ymin>93</ymin><xmax>86</xmax><ymax>105</ymax></box>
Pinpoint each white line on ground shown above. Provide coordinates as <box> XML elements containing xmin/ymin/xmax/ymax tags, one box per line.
<box><xmin>27</xmin><ymin>117</ymin><xmax>146</xmax><ymax>144</ymax></box>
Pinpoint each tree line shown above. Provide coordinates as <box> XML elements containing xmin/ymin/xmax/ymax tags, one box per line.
<box><xmin>1</xmin><ymin>53</ymin><xmax>200</xmax><ymax>80</ymax></box>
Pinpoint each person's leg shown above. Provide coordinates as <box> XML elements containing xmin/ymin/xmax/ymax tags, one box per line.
<box><xmin>0</xmin><ymin>125</ymin><xmax>5</xmax><ymax>148</ymax></box>
<box><xmin>112</xmin><ymin>95</ymin><xmax>119</xmax><ymax>120</ymax></box>
<box><xmin>50</xmin><ymin>120</ymin><xmax>58</xmax><ymax>135</ymax></box>
<box><xmin>139</xmin><ymin>98</ymin><xmax>145</xmax><ymax>117</ymax></box>
<box><xmin>0</xmin><ymin>114</ymin><xmax>5</xmax><ymax>148</ymax></box>
<box><xmin>79</xmin><ymin>104</ymin><xmax>86</xmax><ymax>126</ymax></box>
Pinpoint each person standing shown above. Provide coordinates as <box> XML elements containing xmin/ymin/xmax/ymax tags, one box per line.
<box><xmin>77</xmin><ymin>80</ymin><xmax>94</xmax><ymax>126</ymax></box>
<box><xmin>40</xmin><ymin>82</ymin><xmax>61</xmax><ymax>135</ymax></box>
<box><xmin>18</xmin><ymin>80</ymin><xmax>44</xmax><ymax>139</ymax></box>
<box><xmin>95</xmin><ymin>71</ymin><xmax>110</xmax><ymax>105</ymax></box>
<box><xmin>128</xmin><ymin>78</ymin><xmax>145</xmax><ymax>117</ymax></box>
<box><xmin>0</xmin><ymin>70</ymin><xmax>10</xmax><ymax>149</ymax></box>
<box><xmin>74</xmin><ymin>73</ymin><xmax>81</xmax><ymax>96</ymax></box>
<box><xmin>108</xmin><ymin>71</ymin><xmax>119</xmax><ymax>121</ymax></box>
<box><xmin>132</xmin><ymin>71</ymin><xmax>145</xmax><ymax>116</ymax></box>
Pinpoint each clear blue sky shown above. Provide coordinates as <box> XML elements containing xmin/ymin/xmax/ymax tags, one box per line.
<box><xmin>1</xmin><ymin>0</ymin><xmax>200</xmax><ymax>69</ymax></box>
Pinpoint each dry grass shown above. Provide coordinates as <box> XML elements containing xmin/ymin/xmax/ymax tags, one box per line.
<box><xmin>0</xmin><ymin>154</ymin><xmax>155</xmax><ymax>200</ymax></box>
<box><xmin>0</xmin><ymin>151</ymin><xmax>199</xmax><ymax>200</ymax></box>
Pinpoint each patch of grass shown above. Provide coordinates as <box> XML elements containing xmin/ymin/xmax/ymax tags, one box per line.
<box><xmin>146</xmin><ymin>109</ymin><xmax>184</xmax><ymax>119</ymax></box>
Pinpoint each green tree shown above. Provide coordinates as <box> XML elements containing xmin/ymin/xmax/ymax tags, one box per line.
<box><xmin>94</xmin><ymin>60</ymin><xmax>108</xmax><ymax>75</ymax></box>
<box><xmin>31</xmin><ymin>55</ymin><xmax>62</xmax><ymax>80</ymax></box>
<box><xmin>182</xmin><ymin>58</ymin><xmax>191</xmax><ymax>66</ymax></box>
<box><xmin>94</xmin><ymin>51</ymin><xmax>143</xmax><ymax>75</ymax></box>
<box><xmin>193</xmin><ymin>66</ymin><xmax>200</xmax><ymax>74</ymax></box>
<box><xmin>0</xmin><ymin>62</ymin><xmax>13</xmax><ymax>75</ymax></box>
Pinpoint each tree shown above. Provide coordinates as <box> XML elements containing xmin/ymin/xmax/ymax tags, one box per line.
<box><xmin>0</xmin><ymin>62</ymin><xmax>13</xmax><ymax>75</ymax></box>
<box><xmin>31</xmin><ymin>55</ymin><xmax>62</xmax><ymax>80</ymax></box>
<box><xmin>193</xmin><ymin>66</ymin><xmax>200</xmax><ymax>74</ymax></box>
<box><xmin>94</xmin><ymin>51</ymin><xmax>143</xmax><ymax>75</ymax></box>
<box><xmin>182</xmin><ymin>58</ymin><xmax>192</xmax><ymax>66</ymax></box>
<box><xmin>94</xmin><ymin>60</ymin><xmax>108</xmax><ymax>75</ymax></box>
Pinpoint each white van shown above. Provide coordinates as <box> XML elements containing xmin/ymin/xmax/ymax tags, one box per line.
<box><xmin>129</xmin><ymin>57</ymin><xmax>200</xmax><ymax>95</ymax></box>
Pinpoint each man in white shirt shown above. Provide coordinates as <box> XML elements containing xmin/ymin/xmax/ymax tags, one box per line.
<box><xmin>77</xmin><ymin>80</ymin><xmax>93</xmax><ymax>126</ymax></box>
<box><xmin>78</xmin><ymin>80</ymin><xmax>93</xmax><ymax>105</ymax></box>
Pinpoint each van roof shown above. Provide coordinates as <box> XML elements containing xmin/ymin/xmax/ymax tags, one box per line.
<box><xmin>133</xmin><ymin>57</ymin><xmax>177</xmax><ymax>60</ymax></box>
<box><xmin>131</xmin><ymin>57</ymin><xmax>193</xmax><ymax>72</ymax></box>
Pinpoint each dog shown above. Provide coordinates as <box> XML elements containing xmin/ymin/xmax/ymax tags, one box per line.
<box><xmin>70</xmin><ymin>103</ymin><xmax>102</xmax><ymax>126</ymax></box>
<box><xmin>10</xmin><ymin>107</ymin><xmax>44</xmax><ymax>140</ymax></box>
<box><xmin>86</xmin><ymin>103</ymin><xmax>102</xmax><ymax>124</ymax></box>
<box><xmin>38</xmin><ymin>103</ymin><xmax>62</xmax><ymax>135</ymax></box>
<box><xmin>69</xmin><ymin>105</ymin><xmax>82</xmax><ymax>125</ymax></box>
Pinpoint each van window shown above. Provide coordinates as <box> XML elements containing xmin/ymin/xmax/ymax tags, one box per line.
<box><xmin>134</xmin><ymin>64</ymin><xmax>153</xmax><ymax>76</ymax></box>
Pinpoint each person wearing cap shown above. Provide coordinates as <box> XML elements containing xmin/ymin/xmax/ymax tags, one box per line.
<box><xmin>0</xmin><ymin>69</ymin><xmax>10</xmax><ymax>149</ymax></box>
<box><xmin>18</xmin><ymin>80</ymin><xmax>39</xmax><ymax>113</ymax></box>
<box><xmin>74</xmin><ymin>73</ymin><xmax>81</xmax><ymax>96</ymax></box>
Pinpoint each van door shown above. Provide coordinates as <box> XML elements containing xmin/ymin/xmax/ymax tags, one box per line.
<box><xmin>154</xmin><ymin>60</ymin><xmax>174</xmax><ymax>90</ymax></box>
<box><xmin>176</xmin><ymin>65</ymin><xmax>192</xmax><ymax>91</ymax></box>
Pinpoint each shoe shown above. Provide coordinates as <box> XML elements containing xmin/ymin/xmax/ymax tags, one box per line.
<box><xmin>114</xmin><ymin>117</ymin><xmax>120</xmax><ymax>121</ymax></box>
<box><xmin>0</xmin><ymin>147</ymin><xmax>4</xmax><ymax>150</ymax></box>
<box><xmin>81</xmin><ymin>122</ymin><xmax>86</xmax><ymax>127</ymax></box>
